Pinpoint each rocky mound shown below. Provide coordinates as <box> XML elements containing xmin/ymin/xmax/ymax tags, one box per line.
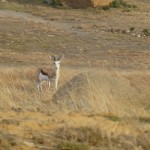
<box><xmin>52</xmin><ymin>72</ymin><xmax>142</xmax><ymax>114</ymax></box>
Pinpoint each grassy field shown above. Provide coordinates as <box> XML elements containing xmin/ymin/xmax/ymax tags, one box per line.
<box><xmin>0</xmin><ymin>0</ymin><xmax>150</xmax><ymax>150</ymax></box>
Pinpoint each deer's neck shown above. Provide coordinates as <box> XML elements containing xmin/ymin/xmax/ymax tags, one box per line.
<box><xmin>55</xmin><ymin>68</ymin><xmax>60</xmax><ymax>79</ymax></box>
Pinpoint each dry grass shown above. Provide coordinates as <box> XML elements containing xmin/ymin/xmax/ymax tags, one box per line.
<box><xmin>0</xmin><ymin>67</ymin><xmax>149</xmax><ymax>115</ymax></box>
<box><xmin>0</xmin><ymin>69</ymin><xmax>52</xmax><ymax>112</ymax></box>
<box><xmin>0</xmin><ymin>68</ymin><xmax>150</xmax><ymax>150</ymax></box>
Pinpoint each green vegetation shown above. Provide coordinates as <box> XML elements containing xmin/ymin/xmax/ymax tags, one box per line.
<box><xmin>143</xmin><ymin>28</ymin><xmax>150</xmax><ymax>37</ymax></box>
<box><xmin>103</xmin><ymin>114</ymin><xmax>121</xmax><ymax>122</ymax></box>
<box><xmin>139</xmin><ymin>117</ymin><xmax>150</xmax><ymax>124</ymax></box>
<box><xmin>51</xmin><ymin>0</ymin><xmax>62</xmax><ymax>7</ymax></box>
<box><xmin>101</xmin><ymin>0</ymin><xmax>137</xmax><ymax>10</ymax></box>
<box><xmin>110</xmin><ymin>0</ymin><xmax>136</xmax><ymax>8</ymax></box>
<box><xmin>130</xmin><ymin>27</ymin><xmax>135</xmax><ymax>32</ymax></box>
<box><xmin>6</xmin><ymin>0</ymin><xmax>62</xmax><ymax>6</ymax></box>
<box><xmin>14</xmin><ymin>0</ymin><xmax>44</xmax><ymax>4</ymax></box>
<box><xmin>58</xmin><ymin>141</ymin><xmax>89</xmax><ymax>150</ymax></box>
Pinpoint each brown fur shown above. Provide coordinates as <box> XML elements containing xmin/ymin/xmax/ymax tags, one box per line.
<box><xmin>36</xmin><ymin>67</ymin><xmax>56</xmax><ymax>81</ymax></box>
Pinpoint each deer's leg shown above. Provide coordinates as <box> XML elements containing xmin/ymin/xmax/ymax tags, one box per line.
<box><xmin>48</xmin><ymin>80</ymin><xmax>51</xmax><ymax>90</ymax></box>
<box><xmin>36</xmin><ymin>81</ymin><xmax>41</xmax><ymax>92</ymax></box>
<box><xmin>40</xmin><ymin>80</ymin><xmax>45</xmax><ymax>92</ymax></box>
<box><xmin>37</xmin><ymin>84</ymin><xmax>40</xmax><ymax>92</ymax></box>
<box><xmin>55</xmin><ymin>78</ymin><xmax>58</xmax><ymax>90</ymax></box>
<box><xmin>36</xmin><ymin>80</ymin><xmax>44</xmax><ymax>92</ymax></box>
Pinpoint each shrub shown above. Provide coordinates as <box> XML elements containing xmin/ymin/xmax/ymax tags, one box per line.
<box><xmin>143</xmin><ymin>29</ymin><xmax>150</xmax><ymax>36</ymax></box>
<box><xmin>58</xmin><ymin>127</ymin><xmax>105</xmax><ymax>147</ymax></box>
<box><xmin>110</xmin><ymin>0</ymin><xmax>137</xmax><ymax>9</ymax></box>
<box><xmin>130</xmin><ymin>27</ymin><xmax>135</xmax><ymax>32</ymax></box>
<box><xmin>100</xmin><ymin>0</ymin><xmax>137</xmax><ymax>11</ymax></box>
<box><xmin>51</xmin><ymin>0</ymin><xmax>62</xmax><ymax>6</ymax></box>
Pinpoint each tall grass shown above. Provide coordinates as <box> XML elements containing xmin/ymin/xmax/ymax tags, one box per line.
<box><xmin>52</xmin><ymin>70</ymin><xmax>149</xmax><ymax>118</ymax></box>
<box><xmin>0</xmin><ymin>68</ymin><xmax>51</xmax><ymax>111</ymax></box>
<box><xmin>0</xmin><ymin>67</ymin><xmax>150</xmax><ymax>150</ymax></box>
<box><xmin>0</xmin><ymin>67</ymin><xmax>149</xmax><ymax>118</ymax></box>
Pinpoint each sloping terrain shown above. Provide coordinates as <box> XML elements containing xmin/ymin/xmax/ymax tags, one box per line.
<box><xmin>0</xmin><ymin>0</ymin><xmax>150</xmax><ymax>69</ymax></box>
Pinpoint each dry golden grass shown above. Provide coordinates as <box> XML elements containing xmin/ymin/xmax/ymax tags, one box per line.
<box><xmin>0</xmin><ymin>67</ymin><xmax>149</xmax><ymax>115</ymax></box>
<box><xmin>0</xmin><ymin>67</ymin><xmax>150</xmax><ymax>149</ymax></box>
<box><xmin>52</xmin><ymin>71</ymin><xmax>148</xmax><ymax>116</ymax></box>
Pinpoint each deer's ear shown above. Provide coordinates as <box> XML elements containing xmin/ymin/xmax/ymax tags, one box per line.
<box><xmin>58</xmin><ymin>55</ymin><xmax>64</xmax><ymax>61</ymax></box>
<box><xmin>49</xmin><ymin>55</ymin><xmax>56</xmax><ymax>61</ymax></box>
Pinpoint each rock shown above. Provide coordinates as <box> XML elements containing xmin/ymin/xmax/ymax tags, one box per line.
<box><xmin>126</xmin><ymin>30</ymin><xmax>130</xmax><ymax>33</ymax></box>
<box><xmin>52</xmin><ymin>72</ymin><xmax>142</xmax><ymax>113</ymax></box>
<box><xmin>137</xmin><ymin>34</ymin><xmax>141</xmax><ymax>38</ymax></box>
<box><xmin>60</xmin><ymin>0</ymin><xmax>113</xmax><ymax>8</ymax></box>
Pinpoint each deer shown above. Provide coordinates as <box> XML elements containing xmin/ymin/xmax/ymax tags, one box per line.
<box><xmin>36</xmin><ymin>55</ymin><xmax>64</xmax><ymax>92</ymax></box>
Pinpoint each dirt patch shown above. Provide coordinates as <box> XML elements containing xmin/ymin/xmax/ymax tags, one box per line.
<box><xmin>0</xmin><ymin>5</ymin><xmax>150</xmax><ymax>69</ymax></box>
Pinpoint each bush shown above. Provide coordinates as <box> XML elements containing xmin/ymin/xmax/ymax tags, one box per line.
<box><xmin>130</xmin><ymin>27</ymin><xmax>135</xmax><ymax>32</ymax></box>
<box><xmin>100</xmin><ymin>0</ymin><xmax>137</xmax><ymax>11</ymax></box>
<box><xmin>143</xmin><ymin>29</ymin><xmax>150</xmax><ymax>36</ymax></box>
<box><xmin>51</xmin><ymin>0</ymin><xmax>62</xmax><ymax>6</ymax></box>
<box><xmin>110</xmin><ymin>0</ymin><xmax>137</xmax><ymax>9</ymax></box>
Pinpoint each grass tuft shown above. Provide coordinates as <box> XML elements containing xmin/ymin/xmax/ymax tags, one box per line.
<box><xmin>58</xmin><ymin>141</ymin><xmax>89</xmax><ymax>150</ymax></box>
<box><xmin>139</xmin><ymin>117</ymin><xmax>150</xmax><ymax>124</ymax></box>
<box><xmin>103</xmin><ymin>114</ymin><xmax>121</xmax><ymax>122</ymax></box>
<box><xmin>57</xmin><ymin>127</ymin><xmax>105</xmax><ymax>147</ymax></box>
